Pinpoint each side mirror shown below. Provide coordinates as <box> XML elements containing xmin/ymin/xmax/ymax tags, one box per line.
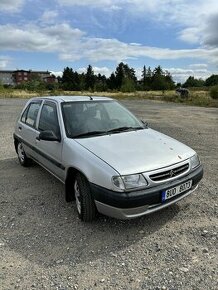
<box><xmin>38</xmin><ymin>130</ymin><xmax>61</xmax><ymax>142</ymax></box>
<box><xmin>141</xmin><ymin>120</ymin><xmax>148</xmax><ymax>128</ymax></box>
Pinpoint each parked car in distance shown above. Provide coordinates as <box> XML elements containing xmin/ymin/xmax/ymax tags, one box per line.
<box><xmin>14</xmin><ymin>96</ymin><xmax>203</xmax><ymax>221</ymax></box>
<box><xmin>176</xmin><ymin>87</ymin><xmax>190</xmax><ymax>98</ymax></box>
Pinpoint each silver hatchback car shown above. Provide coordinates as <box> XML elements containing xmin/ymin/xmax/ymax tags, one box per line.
<box><xmin>14</xmin><ymin>96</ymin><xmax>203</xmax><ymax>221</ymax></box>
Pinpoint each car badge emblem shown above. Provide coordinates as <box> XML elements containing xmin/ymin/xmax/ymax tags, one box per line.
<box><xmin>170</xmin><ymin>170</ymin><xmax>175</xmax><ymax>178</ymax></box>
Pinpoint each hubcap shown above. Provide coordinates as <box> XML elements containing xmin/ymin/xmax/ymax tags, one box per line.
<box><xmin>74</xmin><ymin>180</ymin><xmax>81</xmax><ymax>214</ymax></box>
<box><xmin>18</xmin><ymin>143</ymin><xmax>25</xmax><ymax>162</ymax></box>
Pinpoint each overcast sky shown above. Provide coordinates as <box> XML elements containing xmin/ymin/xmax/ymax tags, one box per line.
<box><xmin>0</xmin><ymin>0</ymin><xmax>218</xmax><ymax>82</ymax></box>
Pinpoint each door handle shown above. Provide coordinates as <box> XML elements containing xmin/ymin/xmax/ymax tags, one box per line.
<box><xmin>18</xmin><ymin>126</ymin><xmax>22</xmax><ymax>131</ymax></box>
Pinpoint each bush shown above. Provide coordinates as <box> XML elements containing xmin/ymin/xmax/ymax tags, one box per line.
<box><xmin>210</xmin><ymin>86</ymin><xmax>218</xmax><ymax>99</ymax></box>
<box><xmin>120</xmin><ymin>78</ymin><xmax>136</xmax><ymax>93</ymax></box>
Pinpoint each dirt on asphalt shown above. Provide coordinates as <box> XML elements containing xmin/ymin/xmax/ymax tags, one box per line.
<box><xmin>0</xmin><ymin>98</ymin><xmax>217</xmax><ymax>290</ymax></box>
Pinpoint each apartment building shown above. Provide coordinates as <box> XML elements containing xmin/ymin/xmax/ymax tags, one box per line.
<box><xmin>0</xmin><ymin>70</ymin><xmax>15</xmax><ymax>85</ymax></box>
<box><xmin>0</xmin><ymin>70</ymin><xmax>57</xmax><ymax>86</ymax></box>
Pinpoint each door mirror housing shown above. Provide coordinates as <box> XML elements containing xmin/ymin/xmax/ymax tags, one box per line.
<box><xmin>38</xmin><ymin>130</ymin><xmax>61</xmax><ymax>142</ymax></box>
<box><xmin>141</xmin><ymin>120</ymin><xmax>148</xmax><ymax>128</ymax></box>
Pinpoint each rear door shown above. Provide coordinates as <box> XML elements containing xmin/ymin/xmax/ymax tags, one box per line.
<box><xmin>35</xmin><ymin>101</ymin><xmax>65</xmax><ymax>181</ymax></box>
<box><xmin>17</xmin><ymin>100</ymin><xmax>42</xmax><ymax>159</ymax></box>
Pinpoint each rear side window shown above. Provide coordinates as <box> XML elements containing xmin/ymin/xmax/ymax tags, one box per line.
<box><xmin>21</xmin><ymin>107</ymin><xmax>28</xmax><ymax>123</ymax></box>
<box><xmin>21</xmin><ymin>102</ymin><xmax>41</xmax><ymax>128</ymax></box>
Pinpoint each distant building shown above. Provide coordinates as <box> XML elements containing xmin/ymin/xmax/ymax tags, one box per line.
<box><xmin>0</xmin><ymin>70</ymin><xmax>57</xmax><ymax>86</ymax></box>
<box><xmin>0</xmin><ymin>70</ymin><xmax>15</xmax><ymax>85</ymax></box>
<box><xmin>43</xmin><ymin>75</ymin><xmax>58</xmax><ymax>84</ymax></box>
<box><xmin>13</xmin><ymin>70</ymin><xmax>31</xmax><ymax>85</ymax></box>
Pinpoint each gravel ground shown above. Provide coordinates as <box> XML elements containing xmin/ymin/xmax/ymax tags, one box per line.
<box><xmin>0</xmin><ymin>98</ymin><xmax>217</xmax><ymax>290</ymax></box>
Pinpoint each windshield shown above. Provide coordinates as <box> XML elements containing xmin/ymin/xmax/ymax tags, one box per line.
<box><xmin>61</xmin><ymin>100</ymin><xmax>145</xmax><ymax>138</ymax></box>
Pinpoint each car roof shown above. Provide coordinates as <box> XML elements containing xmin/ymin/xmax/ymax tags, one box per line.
<box><xmin>29</xmin><ymin>95</ymin><xmax>114</xmax><ymax>103</ymax></box>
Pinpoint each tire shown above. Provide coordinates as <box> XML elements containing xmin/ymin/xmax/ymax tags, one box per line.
<box><xmin>17</xmin><ymin>142</ymin><xmax>32</xmax><ymax>167</ymax></box>
<box><xmin>74</xmin><ymin>173</ymin><xmax>96</xmax><ymax>222</ymax></box>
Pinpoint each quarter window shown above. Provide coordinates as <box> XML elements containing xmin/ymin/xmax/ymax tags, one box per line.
<box><xmin>21</xmin><ymin>102</ymin><xmax>41</xmax><ymax>128</ymax></box>
<box><xmin>21</xmin><ymin>107</ymin><xmax>28</xmax><ymax>123</ymax></box>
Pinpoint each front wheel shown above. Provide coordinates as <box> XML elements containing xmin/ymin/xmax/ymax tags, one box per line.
<box><xmin>17</xmin><ymin>142</ymin><xmax>32</xmax><ymax>167</ymax></box>
<box><xmin>74</xmin><ymin>173</ymin><xmax>96</xmax><ymax>222</ymax></box>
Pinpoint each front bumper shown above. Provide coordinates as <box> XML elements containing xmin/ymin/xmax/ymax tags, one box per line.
<box><xmin>90</xmin><ymin>165</ymin><xmax>203</xmax><ymax>219</ymax></box>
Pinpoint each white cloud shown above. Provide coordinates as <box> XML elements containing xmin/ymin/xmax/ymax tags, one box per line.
<box><xmin>179</xmin><ymin>27</ymin><xmax>201</xmax><ymax>44</ymax></box>
<box><xmin>1</xmin><ymin>22</ymin><xmax>218</xmax><ymax>66</ymax></box>
<box><xmin>50</xmin><ymin>71</ymin><xmax>63</xmax><ymax>77</ymax></box>
<box><xmin>188</xmin><ymin>64</ymin><xmax>208</xmax><ymax>69</ymax></box>
<box><xmin>165</xmin><ymin>67</ymin><xmax>212</xmax><ymax>83</ymax></box>
<box><xmin>57</xmin><ymin>0</ymin><xmax>117</xmax><ymax>8</ymax></box>
<box><xmin>0</xmin><ymin>23</ymin><xmax>84</xmax><ymax>52</ymax></box>
<box><xmin>0</xmin><ymin>0</ymin><xmax>25</xmax><ymax>12</ymax></box>
<box><xmin>202</xmin><ymin>13</ymin><xmax>218</xmax><ymax>47</ymax></box>
<box><xmin>78</xmin><ymin>66</ymin><xmax>112</xmax><ymax>77</ymax></box>
<box><xmin>92</xmin><ymin>66</ymin><xmax>112</xmax><ymax>77</ymax></box>
<box><xmin>74</xmin><ymin>38</ymin><xmax>218</xmax><ymax>64</ymax></box>
<box><xmin>57</xmin><ymin>0</ymin><xmax>216</xmax><ymax>25</ymax></box>
<box><xmin>57</xmin><ymin>0</ymin><xmax>218</xmax><ymax>50</ymax></box>
<box><xmin>41</xmin><ymin>10</ymin><xmax>58</xmax><ymax>24</ymax></box>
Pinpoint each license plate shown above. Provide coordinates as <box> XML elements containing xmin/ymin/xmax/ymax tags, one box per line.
<box><xmin>162</xmin><ymin>180</ymin><xmax>192</xmax><ymax>202</ymax></box>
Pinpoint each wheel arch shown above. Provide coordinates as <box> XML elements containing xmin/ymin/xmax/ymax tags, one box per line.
<box><xmin>65</xmin><ymin>166</ymin><xmax>90</xmax><ymax>202</ymax></box>
<box><xmin>14</xmin><ymin>135</ymin><xmax>19</xmax><ymax>154</ymax></box>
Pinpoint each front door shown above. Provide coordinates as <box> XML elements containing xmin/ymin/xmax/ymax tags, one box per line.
<box><xmin>35</xmin><ymin>101</ymin><xmax>65</xmax><ymax>181</ymax></box>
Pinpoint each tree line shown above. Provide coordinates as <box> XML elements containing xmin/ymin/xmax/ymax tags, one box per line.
<box><xmin>59</xmin><ymin>64</ymin><xmax>218</xmax><ymax>91</ymax></box>
<box><xmin>11</xmin><ymin>62</ymin><xmax>218</xmax><ymax>92</ymax></box>
<box><xmin>182</xmin><ymin>75</ymin><xmax>218</xmax><ymax>88</ymax></box>
<box><xmin>59</xmin><ymin>63</ymin><xmax>175</xmax><ymax>92</ymax></box>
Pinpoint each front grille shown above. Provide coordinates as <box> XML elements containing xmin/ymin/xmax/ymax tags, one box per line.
<box><xmin>149</xmin><ymin>163</ymin><xmax>189</xmax><ymax>182</ymax></box>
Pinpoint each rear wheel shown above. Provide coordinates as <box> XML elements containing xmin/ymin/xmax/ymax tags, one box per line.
<box><xmin>17</xmin><ymin>142</ymin><xmax>32</xmax><ymax>167</ymax></box>
<box><xmin>74</xmin><ymin>173</ymin><xmax>96</xmax><ymax>222</ymax></box>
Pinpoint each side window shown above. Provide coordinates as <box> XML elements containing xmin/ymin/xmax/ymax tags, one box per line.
<box><xmin>38</xmin><ymin>102</ymin><xmax>60</xmax><ymax>135</ymax></box>
<box><xmin>22</xmin><ymin>102</ymin><xmax>41</xmax><ymax>128</ymax></box>
<box><xmin>21</xmin><ymin>107</ymin><xmax>28</xmax><ymax>123</ymax></box>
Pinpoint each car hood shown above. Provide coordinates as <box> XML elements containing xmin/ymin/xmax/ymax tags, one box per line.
<box><xmin>75</xmin><ymin>128</ymin><xmax>195</xmax><ymax>175</ymax></box>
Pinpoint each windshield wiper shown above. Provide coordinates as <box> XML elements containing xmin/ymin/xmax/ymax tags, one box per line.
<box><xmin>72</xmin><ymin>126</ymin><xmax>144</xmax><ymax>138</ymax></box>
<box><xmin>107</xmin><ymin>126</ymin><xmax>144</xmax><ymax>134</ymax></box>
<box><xmin>72</xmin><ymin>130</ymin><xmax>107</xmax><ymax>138</ymax></box>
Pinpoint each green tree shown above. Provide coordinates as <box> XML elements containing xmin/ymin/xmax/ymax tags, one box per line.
<box><xmin>61</xmin><ymin>67</ymin><xmax>75</xmax><ymax>90</ymax></box>
<box><xmin>144</xmin><ymin>66</ymin><xmax>152</xmax><ymax>90</ymax></box>
<box><xmin>183</xmin><ymin>76</ymin><xmax>205</xmax><ymax>88</ymax></box>
<box><xmin>210</xmin><ymin>85</ymin><xmax>218</xmax><ymax>99</ymax></box>
<box><xmin>0</xmin><ymin>80</ymin><xmax>3</xmax><ymax>90</ymax></box>
<box><xmin>151</xmin><ymin>66</ymin><xmax>165</xmax><ymax>90</ymax></box>
<box><xmin>72</xmin><ymin>71</ymin><xmax>80</xmax><ymax>90</ymax></box>
<box><xmin>141</xmin><ymin>65</ymin><xmax>149</xmax><ymax>90</ymax></box>
<box><xmin>107</xmin><ymin>73</ymin><xmax>117</xmax><ymax>90</ymax></box>
<box><xmin>121</xmin><ymin>78</ymin><xmax>136</xmax><ymax>92</ymax></box>
<box><xmin>85</xmin><ymin>65</ymin><xmax>95</xmax><ymax>91</ymax></box>
<box><xmin>150</xmin><ymin>66</ymin><xmax>174</xmax><ymax>90</ymax></box>
<box><xmin>205</xmin><ymin>74</ymin><xmax>218</xmax><ymax>86</ymax></box>
<box><xmin>95</xmin><ymin>74</ymin><xmax>108</xmax><ymax>91</ymax></box>
<box><xmin>164</xmin><ymin>71</ymin><xmax>175</xmax><ymax>89</ymax></box>
<box><xmin>115</xmin><ymin>62</ymin><xmax>125</xmax><ymax>89</ymax></box>
<box><xmin>114</xmin><ymin>62</ymin><xmax>137</xmax><ymax>91</ymax></box>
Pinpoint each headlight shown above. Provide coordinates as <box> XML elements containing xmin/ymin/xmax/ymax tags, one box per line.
<box><xmin>112</xmin><ymin>174</ymin><xmax>148</xmax><ymax>190</ymax></box>
<box><xmin>190</xmin><ymin>154</ymin><xmax>200</xmax><ymax>169</ymax></box>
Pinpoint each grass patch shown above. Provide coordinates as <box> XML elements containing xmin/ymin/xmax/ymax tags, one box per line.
<box><xmin>0</xmin><ymin>88</ymin><xmax>217</xmax><ymax>108</ymax></box>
